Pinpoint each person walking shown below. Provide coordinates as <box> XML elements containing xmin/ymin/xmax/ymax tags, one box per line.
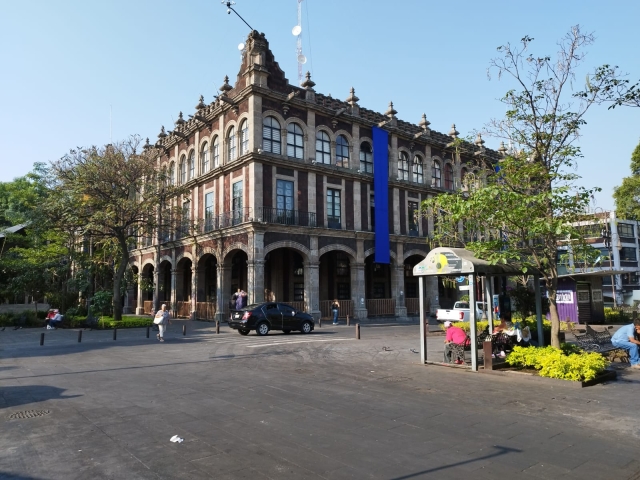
<box><xmin>154</xmin><ymin>304</ymin><xmax>171</xmax><ymax>342</ymax></box>
<box><xmin>331</xmin><ymin>299</ymin><xmax>340</xmax><ymax>325</ymax></box>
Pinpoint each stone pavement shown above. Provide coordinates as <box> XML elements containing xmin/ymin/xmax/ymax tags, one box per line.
<box><xmin>1</xmin><ymin>321</ymin><xmax>639</xmax><ymax>479</ymax></box>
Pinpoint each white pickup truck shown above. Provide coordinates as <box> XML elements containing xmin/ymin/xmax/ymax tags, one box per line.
<box><xmin>436</xmin><ymin>301</ymin><xmax>487</xmax><ymax>323</ymax></box>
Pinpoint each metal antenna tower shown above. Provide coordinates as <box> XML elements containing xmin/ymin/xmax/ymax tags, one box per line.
<box><xmin>292</xmin><ymin>0</ymin><xmax>307</xmax><ymax>85</ymax></box>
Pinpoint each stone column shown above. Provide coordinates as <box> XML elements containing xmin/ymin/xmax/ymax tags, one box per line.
<box><xmin>191</xmin><ymin>267</ymin><xmax>198</xmax><ymax>320</ymax></box>
<box><xmin>304</xmin><ymin>261</ymin><xmax>321</xmax><ymax>320</ymax></box>
<box><xmin>247</xmin><ymin>260</ymin><xmax>265</xmax><ymax>305</ymax></box>
<box><xmin>393</xmin><ymin>264</ymin><xmax>407</xmax><ymax>317</ymax></box>
<box><xmin>170</xmin><ymin>269</ymin><xmax>178</xmax><ymax>318</ymax></box>
<box><xmin>153</xmin><ymin>268</ymin><xmax>160</xmax><ymax>313</ymax></box>
<box><xmin>351</xmin><ymin>263</ymin><xmax>367</xmax><ymax>319</ymax></box>
<box><xmin>136</xmin><ymin>278</ymin><xmax>144</xmax><ymax>315</ymax></box>
<box><xmin>216</xmin><ymin>265</ymin><xmax>230</xmax><ymax>323</ymax></box>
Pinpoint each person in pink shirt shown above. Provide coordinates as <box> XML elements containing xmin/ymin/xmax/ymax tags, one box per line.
<box><xmin>444</xmin><ymin>321</ymin><xmax>468</xmax><ymax>364</ymax></box>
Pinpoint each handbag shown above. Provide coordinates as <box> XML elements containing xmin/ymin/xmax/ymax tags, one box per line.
<box><xmin>153</xmin><ymin>314</ymin><xmax>163</xmax><ymax>325</ymax></box>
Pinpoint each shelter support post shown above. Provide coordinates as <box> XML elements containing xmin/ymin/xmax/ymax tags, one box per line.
<box><xmin>419</xmin><ymin>276</ymin><xmax>426</xmax><ymax>364</ymax></box>
<box><xmin>534</xmin><ymin>274</ymin><xmax>544</xmax><ymax>346</ymax></box>
<box><xmin>485</xmin><ymin>275</ymin><xmax>494</xmax><ymax>332</ymax></box>
<box><xmin>469</xmin><ymin>273</ymin><xmax>478</xmax><ymax>371</ymax></box>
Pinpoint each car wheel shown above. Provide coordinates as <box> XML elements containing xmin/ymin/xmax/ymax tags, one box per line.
<box><xmin>238</xmin><ymin>329</ymin><xmax>250</xmax><ymax>336</ymax></box>
<box><xmin>300</xmin><ymin>321</ymin><xmax>312</xmax><ymax>334</ymax></box>
<box><xmin>283</xmin><ymin>329</ymin><xmax>291</xmax><ymax>334</ymax></box>
<box><xmin>256</xmin><ymin>322</ymin><xmax>270</xmax><ymax>336</ymax></box>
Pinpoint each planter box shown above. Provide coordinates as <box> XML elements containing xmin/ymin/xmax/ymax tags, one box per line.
<box><xmin>479</xmin><ymin>366</ymin><xmax>617</xmax><ymax>388</ymax></box>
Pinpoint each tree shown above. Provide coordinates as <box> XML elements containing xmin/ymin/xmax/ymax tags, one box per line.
<box><xmin>613</xmin><ymin>142</ymin><xmax>640</xmax><ymax>220</ymax></box>
<box><xmin>46</xmin><ymin>136</ymin><xmax>185</xmax><ymax>320</ymax></box>
<box><xmin>422</xmin><ymin>26</ymin><xmax>620</xmax><ymax>348</ymax></box>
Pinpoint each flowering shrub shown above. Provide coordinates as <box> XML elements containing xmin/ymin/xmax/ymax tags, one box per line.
<box><xmin>506</xmin><ymin>345</ymin><xmax>609</xmax><ymax>382</ymax></box>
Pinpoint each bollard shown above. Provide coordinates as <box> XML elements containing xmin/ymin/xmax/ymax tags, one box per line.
<box><xmin>216</xmin><ymin>321</ymin><xmax>220</xmax><ymax>334</ymax></box>
<box><xmin>40</xmin><ymin>332</ymin><xmax>45</xmax><ymax>346</ymax></box>
<box><xmin>183</xmin><ymin>324</ymin><xmax>186</xmax><ymax>336</ymax></box>
<box><xmin>347</xmin><ymin>315</ymin><xmax>350</xmax><ymax>326</ymax></box>
<box><xmin>318</xmin><ymin>318</ymin><xmax>322</xmax><ymax>328</ymax></box>
<box><xmin>77</xmin><ymin>330</ymin><xmax>82</xmax><ymax>343</ymax></box>
<box><xmin>356</xmin><ymin>323</ymin><xmax>360</xmax><ymax>340</ymax></box>
<box><xmin>113</xmin><ymin>328</ymin><xmax>117</xmax><ymax>341</ymax></box>
<box><xmin>146</xmin><ymin>326</ymin><xmax>150</xmax><ymax>338</ymax></box>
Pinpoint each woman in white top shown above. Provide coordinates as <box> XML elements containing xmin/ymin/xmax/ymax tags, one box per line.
<box><xmin>154</xmin><ymin>304</ymin><xmax>171</xmax><ymax>342</ymax></box>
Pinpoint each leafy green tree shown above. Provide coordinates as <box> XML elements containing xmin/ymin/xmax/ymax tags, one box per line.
<box><xmin>613</xmin><ymin>142</ymin><xmax>640</xmax><ymax>220</ymax></box>
<box><xmin>422</xmin><ymin>26</ymin><xmax>619</xmax><ymax>348</ymax></box>
<box><xmin>46</xmin><ymin>135</ymin><xmax>184</xmax><ymax>320</ymax></box>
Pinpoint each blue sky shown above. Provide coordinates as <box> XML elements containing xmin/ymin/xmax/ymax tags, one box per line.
<box><xmin>1</xmin><ymin>0</ymin><xmax>638</xmax><ymax>211</ymax></box>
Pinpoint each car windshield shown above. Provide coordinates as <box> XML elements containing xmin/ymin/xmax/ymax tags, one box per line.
<box><xmin>455</xmin><ymin>302</ymin><xmax>469</xmax><ymax>309</ymax></box>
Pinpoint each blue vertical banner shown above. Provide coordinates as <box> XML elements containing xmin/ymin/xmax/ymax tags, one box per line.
<box><xmin>372</xmin><ymin>126</ymin><xmax>390</xmax><ymax>264</ymax></box>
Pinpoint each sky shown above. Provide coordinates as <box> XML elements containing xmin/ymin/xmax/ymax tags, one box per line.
<box><xmin>1</xmin><ymin>0</ymin><xmax>638</xmax><ymax>211</ymax></box>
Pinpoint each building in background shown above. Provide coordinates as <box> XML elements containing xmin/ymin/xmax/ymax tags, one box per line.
<box><xmin>126</xmin><ymin>31</ymin><xmax>501</xmax><ymax>321</ymax></box>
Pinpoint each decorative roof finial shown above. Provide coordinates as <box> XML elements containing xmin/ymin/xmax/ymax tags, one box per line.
<box><xmin>196</xmin><ymin>95</ymin><xmax>206</xmax><ymax>110</ymax></box>
<box><xmin>498</xmin><ymin>141</ymin><xmax>507</xmax><ymax>156</ymax></box>
<box><xmin>419</xmin><ymin>113</ymin><xmax>431</xmax><ymax>131</ymax></box>
<box><xmin>143</xmin><ymin>137</ymin><xmax>150</xmax><ymax>150</ymax></box>
<box><xmin>448</xmin><ymin>124</ymin><xmax>459</xmax><ymax>138</ymax></box>
<box><xmin>385</xmin><ymin>101</ymin><xmax>397</xmax><ymax>118</ymax></box>
<box><xmin>301</xmin><ymin>71</ymin><xmax>316</xmax><ymax>90</ymax></box>
<box><xmin>157</xmin><ymin>126</ymin><xmax>167</xmax><ymax>139</ymax></box>
<box><xmin>346</xmin><ymin>87</ymin><xmax>359</xmax><ymax>104</ymax></box>
<box><xmin>174</xmin><ymin>112</ymin><xmax>186</xmax><ymax>126</ymax></box>
<box><xmin>474</xmin><ymin>133</ymin><xmax>485</xmax><ymax>147</ymax></box>
<box><xmin>219</xmin><ymin>75</ymin><xmax>233</xmax><ymax>92</ymax></box>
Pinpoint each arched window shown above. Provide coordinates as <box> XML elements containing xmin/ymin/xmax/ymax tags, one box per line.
<box><xmin>212</xmin><ymin>136</ymin><xmax>220</xmax><ymax>168</ymax></box>
<box><xmin>336</xmin><ymin>135</ymin><xmax>349</xmax><ymax>168</ymax></box>
<box><xmin>169</xmin><ymin>162</ymin><xmax>175</xmax><ymax>185</ymax></box>
<box><xmin>201</xmin><ymin>142</ymin><xmax>209</xmax><ymax>173</ymax></box>
<box><xmin>432</xmin><ymin>161</ymin><xmax>441</xmax><ymax>187</ymax></box>
<box><xmin>444</xmin><ymin>163</ymin><xmax>454</xmax><ymax>189</ymax></box>
<box><xmin>315</xmin><ymin>131</ymin><xmax>331</xmax><ymax>164</ymax></box>
<box><xmin>398</xmin><ymin>152</ymin><xmax>409</xmax><ymax>181</ymax></box>
<box><xmin>227</xmin><ymin>126</ymin><xmax>236</xmax><ymax>162</ymax></box>
<box><xmin>412</xmin><ymin>155</ymin><xmax>423</xmax><ymax>184</ymax></box>
<box><xmin>239</xmin><ymin>119</ymin><xmax>249</xmax><ymax>156</ymax></box>
<box><xmin>286</xmin><ymin>122</ymin><xmax>304</xmax><ymax>159</ymax></box>
<box><xmin>188</xmin><ymin>151</ymin><xmax>195</xmax><ymax>179</ymax></box>
<box><xmin>262</xmin><ymin>116</ymin><xmax>281</xmax><ymax>154</ymax></box>
<box><xmin>360</xmin><ymin>142</ymin><xmax>373</xmax><ymax>174</ymax></box>
<box><xmin>179</xmin><ymin>155</ymin><xmax>187</xmax><ymax>184</ymax></box>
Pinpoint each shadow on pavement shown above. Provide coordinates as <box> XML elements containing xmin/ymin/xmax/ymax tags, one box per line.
<box><xmin>0</xmin><ymin>473</ymin><xmax>47</xmax><ymax>480</ymax></box>
<box><xmin>1</xmin><ymin>385</ymin><xmax>81</xmax><ymax>408</ymax></box>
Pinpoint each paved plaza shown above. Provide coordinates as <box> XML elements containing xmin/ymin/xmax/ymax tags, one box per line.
<box><xmin>1</xmin><ymin>321</ymin><xmax>639</xmax><ymax>479</ymax></box>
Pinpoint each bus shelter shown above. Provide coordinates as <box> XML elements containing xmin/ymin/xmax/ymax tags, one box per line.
<box><xmin>413</xmin><ymin>247</ymin><xmax>544</xmax><ymax>371</ymax></box>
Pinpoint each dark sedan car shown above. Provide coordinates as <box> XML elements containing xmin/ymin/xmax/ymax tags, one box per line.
<box><xmin>228</xmin><ymin>302</ymin><xmax>315</xmax><ymax>336</ymax></box>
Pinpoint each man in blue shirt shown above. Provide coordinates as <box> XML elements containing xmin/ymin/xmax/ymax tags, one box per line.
<box><xmin>611</xmin><ymin>319</ymin><xmax>640</xmax><ymax>368</ymax></box>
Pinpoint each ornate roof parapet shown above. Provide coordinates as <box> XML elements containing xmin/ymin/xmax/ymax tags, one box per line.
<box><xmin>174</xmin><ymin>112</ymin><xmax>186</xmax><ymax>127</ymax></box>
<box><xmin>448</xmin><ymin>123</ymin><xmax>459</xmax><ymax>139</ymax></box>
<box><xmin>219</xmin><ymin>76</ymin><xmax>233</xmax><ymax>93</ymax></box>
<box><xmin>346</xmin><ymin>87</ymin><xmax>360</xmax><ymax>116</ymax></box>
<box><xmin>301</xmin><ymin>71</ymin><xmax>316</xmax><ymax>102</ymax></box>
<box><xmin>417</xmin><ymin>113</ymin><xmax>431</xmax><ymax>137</ymax></box>
<box><xmin>384</xmin><ymin>101</ymin><xmax>398</xmax><ymax>127</ymax></box>
<box><xmin>195</xmin><ymin>95</ymin><xmax>206</xmax><ymax>110</ymax></box>
<box><xmin>157</xmin><ymin>125</ymin><xmax>167</xmax><ymax>141</ymax></box>
<box><xmin>497</xmin><ymin>141</ymin><xmax>508</xmax><ymax>158</ymax></box>
<box><xmin>473</xmin><ymin>133</ymin><xmax>486</xmax><ymax>158</ymax></box>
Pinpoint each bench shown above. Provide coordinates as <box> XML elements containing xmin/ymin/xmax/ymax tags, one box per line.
<box><xmin>446</xmin><ymin>330</ymin><xmax>500</xmax><ymax>364</ymax></box>
<box><xmin>573</xmin><ymin>329</ymin><xmax>628</xmax><ymax>362</ymax></box>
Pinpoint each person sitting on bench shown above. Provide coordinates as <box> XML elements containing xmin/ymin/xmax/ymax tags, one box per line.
<box><xmin>444</xmin><ymin>321</ymin><xmax>467</xmax><ymax>364</ymax></box>
<box><xmin>48</xmin><ymin>310</ymin><xmax>63</xmax><ymax>329</ymax></box>
<box><xmin>611</xmin><ymin>319</ymin><xmax>640</xmax><ymax>369</ymax></box>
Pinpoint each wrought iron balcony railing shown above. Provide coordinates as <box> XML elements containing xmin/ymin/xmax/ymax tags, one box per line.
<box><xmin>256</xmin><ymin>207</ymin><xmax>317</xmax><ymax>227</ymax></box>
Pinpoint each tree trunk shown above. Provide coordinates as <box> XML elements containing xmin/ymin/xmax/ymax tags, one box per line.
<box><xmin>548</xmin><ymin>297</ymin><xmax>561</xmax><ymax>348</ymax></box>
<box><xmin>112</xmin><ymin>236</ymin><xmax>130</xmax><ymax>321</ymax></box>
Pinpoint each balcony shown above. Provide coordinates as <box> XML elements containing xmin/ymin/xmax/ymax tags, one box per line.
<box><xmin>256</xmin><ymin>207</ymin><xmax>317</xmax><ymax>227</ymax></box>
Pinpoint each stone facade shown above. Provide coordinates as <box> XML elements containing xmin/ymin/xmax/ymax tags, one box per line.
<box><xmin>127</xmin><ymin>31</ymin><xmax>500</xmax><ymax>321</ymax></box>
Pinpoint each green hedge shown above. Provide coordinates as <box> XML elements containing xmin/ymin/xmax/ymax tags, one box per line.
<box><xmin>506</xmin><ymin>345</ymin><xmax>609</xmax><ymax>382</ymax></box>
<box><xmin>66</xmin><ymin>316</ymin><xmax>154</xmax><ymax>329</ymax></box>
<box><xmin>0</xmin><ymin>311</ymin><xmax>46</xmax><ymax>327</ymax></box>
<box><xmin>604</xmin><ymin>307</ymin><xmax>631</xmax><ymax>324</ymax></box>
<box><xmin>441</xmin><ymin>317</ymin><xmax>570</xmax><ymax>334</ymax></box>
<box><xmin>0</xmin><ymin>313</ymin><xmax>153</xmax><ymax>329</ymax></box>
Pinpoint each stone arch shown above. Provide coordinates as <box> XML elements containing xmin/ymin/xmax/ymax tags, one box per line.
<box><xmin>364</xmin><ymin>248</ymin><xmax>397</xmax><ymax>264</ymax></box>
<box><xmin>315</xmin><ymin>125</ymin><xmax>334</xmax><ymax>142</ymax></box>
<box><xmin>197</xmin><ymin>247</ymin><xmax>219</xmax><ymax>264</ymax></box>
<box><xmin>263</xmin><ymin>241</ymin><xmax>311</xmax><ymax>262</ymax></box>
<box><xmin>222</xmin><ymin>242</ymin><xmax>251</xmax><ymax>264</ymax></box>
<box><xmin>318</xmin><ymin>244</ymin><xmax>357</xmax><ymax>262</ymax></box>
<box><xmin>403</xmin><ymin>249</ymin><xmax>428</xmax><ymax>262</ymax></box>
<box><xmin>175</xmin><ymin>251</ymin><xmax>193</xmax><ymax>266</ymax></box>
<box><xmin>158</xmin><ymin>255</ymin><xmax>173</xmax><ymax>268</ymax></box>
<box><xmin>141</xmin><ymin>259</ymin><xmax>155</xmax><ymax>271</ymax></box>
<box><xmin>261</xmin><ymin>110</ymin><xmax>286</xmax><ymax>128</ymax></box>
<box><xmin>334</xmin><ymin>129</ymin><xmax>353</xmax><ymax>145</ymax></box>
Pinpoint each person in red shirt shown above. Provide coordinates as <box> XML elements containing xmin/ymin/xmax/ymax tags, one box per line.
<box><xmin>444</xmin><ymin>321</ymin><xmax>468</xmax><ymax>364</ymax></box>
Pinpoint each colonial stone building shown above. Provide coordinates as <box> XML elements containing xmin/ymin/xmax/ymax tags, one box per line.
<box><xmin>127</xmin><ymin>31</ymin><xmax>501</xmax><ymax>321</ymax></box>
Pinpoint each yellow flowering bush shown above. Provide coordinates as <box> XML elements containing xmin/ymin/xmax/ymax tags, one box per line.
<box><xmin>506</xmin><ymin>345</ymin><xmax>609</xmax><ymax>382</ymax></box>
